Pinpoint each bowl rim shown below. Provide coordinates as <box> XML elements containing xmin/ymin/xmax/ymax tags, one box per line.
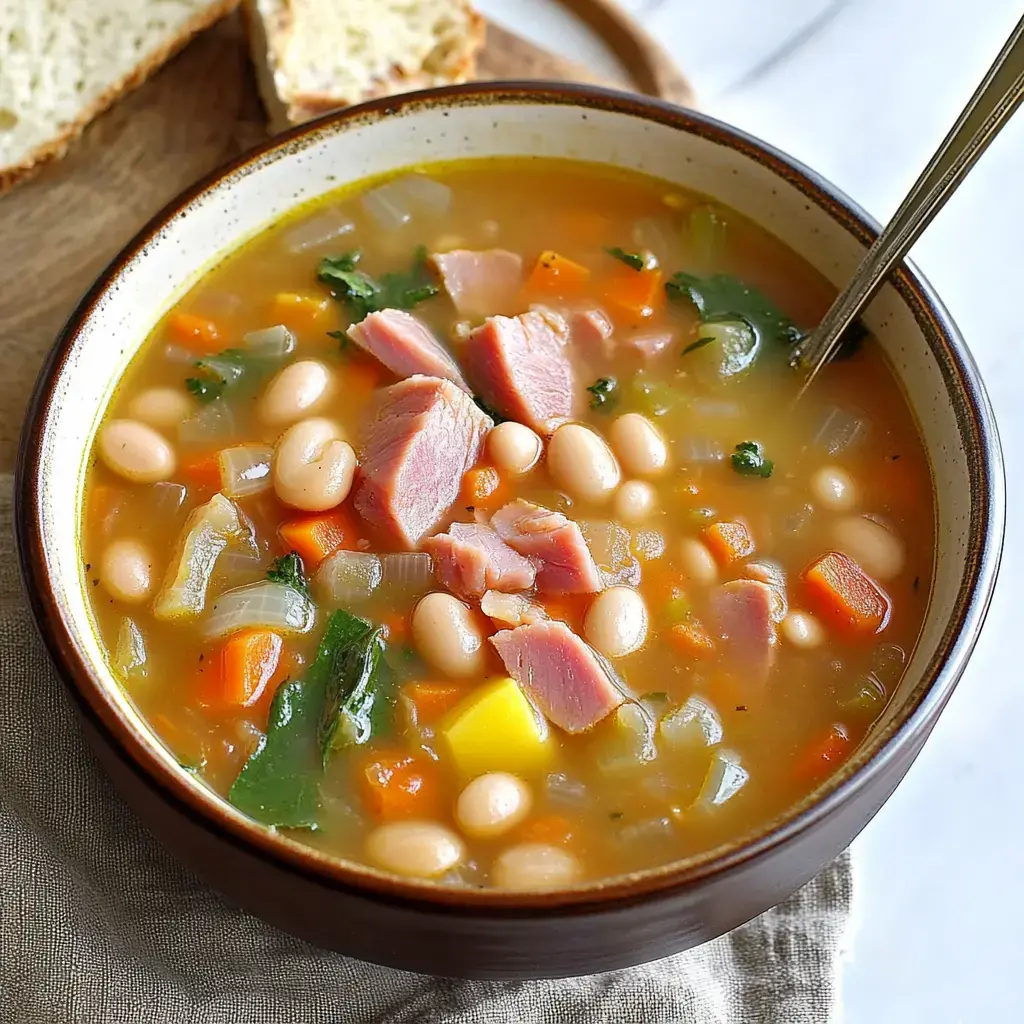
<box><xmin>15</xmin><ymin>80</ymin><xmax>1006</xmax><ymax>914</ymax></box>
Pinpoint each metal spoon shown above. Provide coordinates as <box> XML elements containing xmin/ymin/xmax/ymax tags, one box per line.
<box><xmin>793</xmin><ymin>13</ymin><xmax>1024</xmax><ymax>389</ymax></box>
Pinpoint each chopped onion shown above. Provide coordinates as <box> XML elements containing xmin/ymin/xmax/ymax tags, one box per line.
<box><xmin>690</xmin><ymin>398</ymin><xmax>741</xmax><ymax>419</ymax></box>
<box><xmin>615</xmin><ymin>815</ymin><xmax>674</xmax><ymax>846</ymax></box>
<box><xmin>631</xmin><ymin>217</ymin><xmax>677</xmax><ymax>263</ymax></box>
<box><xmin>695</xmin><ymin>749</ymin><xmax>749</xmax><ymax>808</ymax></box>
<box><xmin>283</xmin><ymin>208</ymin><xmax>355</xmax><ymax>253</ymax></box>
<box><xmin>688</xmin><ymin>204</ymin><xmax>727</xmax><ymax>266</ymax></box>
<box><xmin>396</xmin><ymin>173</ymin><xmax>453</xmax><ymax>213</ymax></box>
<box><xmin>179</xmin><ymin>400</ymin><xmax>236</xmax><ymax>446</ymax></box>
<box><xmin>695</xmin><ymin>320</ymin><xmax>758</xmax><ymax>379</ymax></box>
<box><xmin>217</xmin><ymin>445</ymin><xmax>273</xmax><ymax>499</ymax></box>
<box><xmin>580</xmin><ymin>520</ymin><xmax>640</xmax><ymax>587</ymax></box>
<box><xmin>148</xmin><ymin>482</ymin><xmax>188</xmax><ymax>520</ymax></box>
<box><xmin>214</xmin><ymin>546</ymin><xmax>265</xmax><ymax>585</ymax></box>
<box><xmin>596</xmin><ymin>702</ymin><xmax>657</xmax><ymax>775</ymax></box>
<box><xmin>361</xmin><ymin>174</ymin><xmax>452</xmax><ymax>230</ymax></box>
<box><xmin>154</xmin><ymin>494</ymin><xmax>248</xmax><ymax>620</ymax></box>
<box><xmin>379</xmin><ymin>553</ymin><xmax>435</xmax><ymax>596</ymax></box>
<box><xmin>660</xmin><ymin>695</ymin><xmax>723</xmax><ymax>749</ymax></box>
<box><xmin>113</xmin><ymin>617</ymin><xmax>147</xmax><ymax>681</ymax></box>
<box><xmin>242</xmin><ymin>324</ymin><xmax>296</xmax><ymax>358</ymax></box>
<box><xmin>316</xmin><ymin>549</ymin><xmax>383</xmax><ymax>605</ymax></box>
<box><xmin>204</xmin><ymin>580</ymin><xmax>315</xmax><ymax>638</ymax></box>
<box><xmin>679</xmin><ymin>436</ymin><xmax>724</xmax><ymax>464</ymax></box>
<box><xmin>813</xmin><ymin>405</ymin><xmax>868</xmax><ymax>455</ymax></box>
<box><xmin>545</xmin><ymin>772</ymin><xmax>588</xmax><ymax>807</ymax></box>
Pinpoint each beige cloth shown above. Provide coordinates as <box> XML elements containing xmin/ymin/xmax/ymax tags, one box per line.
<box><xmin>0</xmin><ymin>476</ymin><xmax>852</xmax><ymax>1023</ymax></box>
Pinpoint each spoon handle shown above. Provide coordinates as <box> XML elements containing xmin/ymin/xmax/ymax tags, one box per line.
<box><xmin>795</xmin><ymin>13</ymin><xmax>1024</xmax><ymax>385</ymax></box>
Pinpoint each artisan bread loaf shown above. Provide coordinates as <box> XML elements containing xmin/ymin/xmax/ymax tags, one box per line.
<box><xmin>243</xmin><ymin>0</ymin><xmax>484</xmax><ymax>130</ymax></box>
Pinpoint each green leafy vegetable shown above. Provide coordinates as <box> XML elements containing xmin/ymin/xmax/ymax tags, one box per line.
<box><xmin>327</xmin><ymin>329</ymin><xmax>352</xmax><ymax>351</ymax></box>
<box><xmin>666</xmin><ymin>272</ymin><xmax>797</xmax><ymax>347</ymax></box>
<box><xmin>605</xmin><ymin>246</ymin><xmax>647</xmax><ymax>271</ymax></box>
<box><xmin>682</xmin><ymin>336</ymin><xmax>715</xmax><ymax>356</ymax></box>
<box><xmin>267</xmin><ymin>552</ymin><xmax>309</xmax><ymax>597</ymax></box>
<box><xmin>586</xmin><ymin>376</ymin><xmax>618</xmax><ymax>411</ymax></box>
<box><xmin>185</xmin><ymin>376</ymin><xmax>225</xmax><ymax>403</ymax></box>
<box><xmin>228</xmin><ymin>610</ymin><xmax>380</xmax><ymax>828</ymax></box>
<box><xmin>318</xmin><ymin>247</ymin><xmax>439</xmax><ymax>320</ymax></box>
<box><xmin>184</xmin><ymin>348</ymin><xmax>271</xmax><ymax>404</ymax></box>
<box><xmin>730</xmin><ymin>440</ymin><xmax>774</xmax><ymax>479</ymax></box>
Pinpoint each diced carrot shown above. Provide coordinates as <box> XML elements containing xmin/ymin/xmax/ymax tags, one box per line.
<box><xmin>203</xmin><ymin>630</ymin><xmax>284</xmax><ymax>709</ymax></box>
<box><xmin>381</xmin><ymin>611</ymin><xmax>410</xmax><ymax>642</ymax></box>
<box><xmin>519</xmin><ymin>813</ymin><xmax>574</xmax><ymax>847</ymax></box>
<box><xmin>537</xmin><ymin>593</ymin><xmax>589</xmax><ymax>633</ymax></box>
<box><xmin>803</xmin><ymin>550</ymin><xmax>891</xmax><ymax>636</ymax></box>
<box><xmin>180</xmin><ymin>454</ymin><xmax>223</xmax><ymax>495</ymax></box>
<box><xmin>668</xmin><ymin>617</ymin><xmax>716</xmax><ymax>659</ymax></box>
<box><xmin>358</xmin><ymin>750</ymin><xmax>440</xmax><ymax>820</ymax></box>
<box><xmin>460</xmin><ymin>465</ymin><xmax>506</xmax><ymax>508</ymax></box>
<box><xmin>703</xmin><ymin>521</ymin><xmax>755</xmax><ymax>566</ymax></box>
<box><xmin>402</xmin><ymin>681</ymin><xmax>468</xmax><ymax>724</ymax></box>
<box><xmin>342</xmin><ymin>358</ymin><xmax>386</xmax><ymax>399</ymax></box>
<box><xmin>795</xmin><ymin>723</ymin><xmax>851</xmax><ymax>781</ymax></box>
<box><xmin>602</xmin><ymin>265</ymin><xmax>664</xmax><ymax>321</ymax></box>
<box><xmin>167</xmin><ymin>312</ymin><xmax>220</xmax><ymax>352</ymax></box>
<box><xmin>526</xmin><ymin>250</ymin><xmax>591</xmax><ymax>295</ymax></box>
<box><xmin>271</xmin><ymin>292</ymin><xmax>330</xmax><ymax>331</ymax></box>
<box><xmin>278</xmin><ymin>508</ymin><xmax>362</xmax><ymax>568</ymax></box>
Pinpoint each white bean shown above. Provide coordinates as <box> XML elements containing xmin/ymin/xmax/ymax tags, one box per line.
<box><xmin>832</xmin><ymin>515</ymin><xmax>906</xmax><ymax>580</ymax></box>
<box><xmin>613</xmin><ymin>480</ymin><xmax>656</xmax><ymax>523</ymax></box>
<box><xmin>584</xmin><ymin>586</ymin><xmax>648</xmax><ymax>658</ymax></box>
<box><xmin>678</xmin><ymin>537</ymin><xmax>718</xmax><ymax>586</ymax></box>
<box><xmin>456</xmin><ymin>773</ymin><xmax>533</xmax><ymax>838</ymax></box>
<box><xmin>272</xmin><ymin>418</ymin><xmax>355</xmax><ymax>511</ymax></box>
<box><xmin>127</xmin><ymin>388</ymin><xmax>194</xmax><ymax>429</ymax></box>
<box><xmin>493</xmin><ymin>843</ymin><xmax>581</xmax><ymax>890</ymax></box>
<box><xmin>488</xmin><ymin>422</ymin><xmax>542</xmax><ymax>475</ymax></box>
<box><xmin>781</xmin><ymin>611</ymin><xmax>825</xmax><ymax>649</ymax></box>
<box><xmin>259</xmin><ymin>359</ymin><xmax>333</xmax><ymax>427</ymax></box>
<box><xmin>97</xmin><ymin>420</ymin><xmax>176</xmax><ymax>483</ymax></box>
<box><xmin>412</xmin><ymin>592</ymin><xmax>487</xmax><ymax>678</ymax></box>
<box><xmin>100</xmin><ymin>538</ymin><xmax>154</xmax><ymax>604</ymax></box>
<box><xmin>365</xmin><ymin>821</ymin><xmax>465</xmax><ymax>879</ymax></box>
<box><xmin>608</xmin><ymin>413</ymin><xmax>669</xmax><ymax>478</ymax></box>
<box><xmin>547</xmin><ymin>423</ymin><xmax>621</xmax><ymax>504</ymax></box>
<box><xmin>811</xmin><ymin>465</ymin><xmax>858</xmax><ymax>511</ymax></box>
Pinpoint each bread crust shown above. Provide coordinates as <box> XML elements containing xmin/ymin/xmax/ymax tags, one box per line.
<box><xmin>0</xmin><ymin>0</ymin><xmax>240</xmax><ymax>195</ymax></box>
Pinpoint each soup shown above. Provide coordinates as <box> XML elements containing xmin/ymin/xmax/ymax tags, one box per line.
<box><xmin>82</xmin><ymin>159</ymin><xmax>933</xmax><ymax>889</ymax></box>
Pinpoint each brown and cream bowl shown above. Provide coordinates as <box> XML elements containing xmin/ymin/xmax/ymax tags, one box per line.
<box><xmin>15</xmin><ymin>83</ymin><xmax>1004</xmax><ymax>979</ymax></box>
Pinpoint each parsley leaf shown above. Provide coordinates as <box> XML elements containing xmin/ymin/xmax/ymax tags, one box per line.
<box><xmin>317</xmin><ymin>246</ymin><xmax>439</xmax><ymax>320</ymax></box>
<box><xmin>185</xmin><ymin>376</ymin><xmax>225</xmax><ymax>403</ymax></box>
<box><xmin>586</xmin><ymin>376</ymin><xmax>618</xmax><ymax>411</ymax></box>
<box><xmin>184</xmin><ymin>348</ymin><xmax>272</xmax><ymax>403</ymax></box>
<box><xmin>327</xmin><ymin>329</ymin><xmax>351</xmax><ymax>351</ymax></box>
<box><xmin>730</xmin><ymin>441</ymin><xmax>774</xmax><ymax>478</ymax></box>
<box><xmin>605</xmin><ymin>246</ymin><xmax>647</xmax><ymax>271</ymax></box>
<box><xmin>682</xmin><ymin>335</ymin><xmax>715</xmax><ymax>356</ymax></box>
<box><xmin>267</xmin><ymin>552</ymin><xmax>309</xmax><ymax>596</ymax></box>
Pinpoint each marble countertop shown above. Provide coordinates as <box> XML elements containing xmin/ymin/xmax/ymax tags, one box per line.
<box><xmin>479</xmin><ymin>0</ymin><xmax>1024</xmax><ymax>1019</ymax></box>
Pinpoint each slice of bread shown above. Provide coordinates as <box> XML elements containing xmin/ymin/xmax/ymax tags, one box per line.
<box><xmin>0</xmin><ymin>0</ymin><xmax>239</xmax><ymax>193</ymax></box>
<box><xmin>243</xmin><ymin>0</ymin><xmax>485</xmax><ymax>131</ymax></box>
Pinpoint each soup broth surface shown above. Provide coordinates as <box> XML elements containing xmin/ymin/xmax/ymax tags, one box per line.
<box><xmin>82</xmin><ymin>159</ymin><xmax>934</xmax><ymax>888</ymax></box>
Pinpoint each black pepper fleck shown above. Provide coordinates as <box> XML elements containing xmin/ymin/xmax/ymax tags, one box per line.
<box><xmin>736</xmin><ymin>704</ymin><xmax>748</xmax><ymax>712</ymax></box>
<box><xmin>913</xmin><ymin>576</ymin><xmax>920</xmax><ymax>591</ymax></box>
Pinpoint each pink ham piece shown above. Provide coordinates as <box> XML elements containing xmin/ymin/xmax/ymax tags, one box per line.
<box><xmin>491</xmin><ymin>620</ymin><xmax>626</xmax><ymax>733</ymax></box>
<box><xmin>354</xmin><ymin>375</ymin><xmax>491</xmax><ymax>548</ymax></box>
<box><xmin>711</xmin><ymin>579</ymin><xmax>779</xmax><ymax>681</ymax></box>
<box><xmin>424</xmin><ymin>523</ymin><xmax>536</xmax><ymax>599</ymax></box>
<box><xmin>464</xmin><ymin>311</ymin><xmax>574</xmax><ymax>434</ymax></box>
<box><xmin>430</xmin><ymin>249</ymin><xmax>523</xmax><ymax>316</ymax></box>
<box><xmin>490</xmin><ymin>499</ymin><xmax>603</xmax><ymax>595</ymax></box>
<box><xmin>571</xmin><ymin>308</ymin><xmax>614</xmax><ymax>355</ymax></box>
<box><xmin>348</xmin><ymin>308</ymin><xmax>470</xmax><ymax>391</ymax></box>
<box><xmin>626</xmin><ymin>328</ymin><xmax>675</xmax><ymax>359</ymax></box>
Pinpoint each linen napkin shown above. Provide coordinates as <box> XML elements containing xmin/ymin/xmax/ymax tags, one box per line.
<box><xmin>0</xmin><ymin>475</ymin><xmax>852</xmax><ymax>1024</ymax></box>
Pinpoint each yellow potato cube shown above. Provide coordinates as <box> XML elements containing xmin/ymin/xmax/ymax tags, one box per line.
<box><xmin>440</xmin><ymin>677</ymin><xmax>553</xmax><ymax>779</ymax></box>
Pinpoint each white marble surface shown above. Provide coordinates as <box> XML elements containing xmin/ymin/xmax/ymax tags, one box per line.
<box><xmin>479</xmin><ymin>1</ymin><xmax>1024</xmax><ymax>1019</ymax></box>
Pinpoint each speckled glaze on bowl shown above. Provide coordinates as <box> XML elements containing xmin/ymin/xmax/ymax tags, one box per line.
<box><xmin>16</xmin><ymin>83</ymin><xmax>1004</xmax><ymax>979</ymax></box>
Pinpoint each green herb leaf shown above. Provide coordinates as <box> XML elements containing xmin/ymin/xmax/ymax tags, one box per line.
<box><xmin>666</xmin><ymin>272</ymin><xmax>796</xmax><ymax>347</ymax></box>
<box><xmin>609</xmin><ymin>810</ymin><xmax>624</xmax><ymax>821</ymax></box>
<box><xmin>318</xmin><ymin>246</ymin><xmax>439</xmax><ymax>320</ymax></box>
<box><xmin>184</xmin><ymin>348</ymin><xmax>273</xmax><ymax>403</ymax></box>
<box><xmin>682</xmin><ymin>335</ymin><xmax>715</xmax><ymax>356</ymax></box>
<box><xmin>267</xmin><ymin>552</ymin><xmax>309</xmax><ymax>596</ymax></box>
<box><xmin>586</xmin><ymin>376</ymin><xmax>618</xmax><ymax>411</ymax></box>
<box><xmin>228</xmin><ymin>610</ymin><xmax>377</xmax><ymax>828</ymax></box>
<box><xmin>730</xmin><ymin>440</ymin><xmax>774</xmax><ymax>478</ymax></box>
<box><xmin>327</xmin><ymin>329</ymin><xmax>351</xmax><ymax>351</ymax></box>
<box><xmin>605</xmin><ymin>246</ymin><xmax>646</xmax><ymax>271</ymax></box>
<box><xmin>185</xmin><ymin>376</ymin><xmax>225</xmax><ymax>403</ymax></box>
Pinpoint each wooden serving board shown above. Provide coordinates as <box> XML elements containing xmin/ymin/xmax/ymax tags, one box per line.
<box><xmin>0</xmin><ymin>6</ymin><xmax>691</xmax><ymax>471</ymax></box>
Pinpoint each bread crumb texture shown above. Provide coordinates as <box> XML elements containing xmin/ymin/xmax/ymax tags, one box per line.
<box><xmin>251</xmin><ymin>0</ymin><xmax>484</xmax><ymax>123</ymax></box>
<box><xmin>0</xmin><ymin>0</ymin><xmax>236</xmax><ymax>188</ymax></box>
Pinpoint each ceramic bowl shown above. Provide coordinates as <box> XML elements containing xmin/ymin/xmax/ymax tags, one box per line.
<box><xmin>16</xmin><ymin>83</ymin><xmax>1004</xmax><ymax>979</ymax></box>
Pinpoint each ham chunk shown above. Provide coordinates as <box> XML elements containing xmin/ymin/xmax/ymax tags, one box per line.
<box><xmin>572</xmin><ymin>308</ymin><xmax>614</xmax><ymax>355</ymax></box>
<box><xmin>491</xmin><ymin>499</ymin><xmax>603</xmax><ymax>595</ymax></box>
<box><xmin>430</xmin><ymin>249</ymin><xmax>523</xmax><ymax>316</ymax></box>
<box><xmin>354</xmin><ymin>376</ymin><xmax>491</xmax><ymax>548</ymax></box>
<box><xmin>348</xmin><ymin>309</ymin><xmax>469</xmax><ymax>391</ymax></box>
<box><xmin>491</xmin><ymin>621</ymin><xmax>625</xmax><ymax>733</ymax></box>
<box><xmin>626</xmin><ymin>329</ymin><xmax>674</xmax><ymax>359</ymax></box>
<box><xmin>464</xmin><ymin>311</ymin><xmax>574</xmax><ymax>434</ymax></box>
<box><xmin>424</xmin><ymin>523</ymin><xmax>536</xmax><ymax>599</ymax></box>
<box><xmin>711</xmin><ymin>579</ymin><xmax>778</xmax><ymax>681</ymax></box>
